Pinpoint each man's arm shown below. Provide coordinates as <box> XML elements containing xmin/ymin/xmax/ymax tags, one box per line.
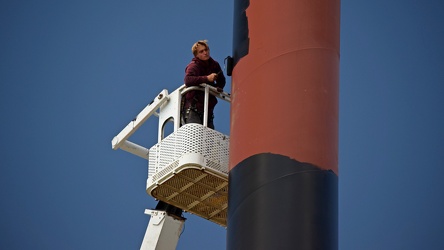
<box><xmin>184</xmin><ymin>63</ymin><xmax>209</xmax><ymax>87</ymax></box>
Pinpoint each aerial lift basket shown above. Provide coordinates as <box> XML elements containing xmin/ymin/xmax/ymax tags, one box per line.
<box><xmin>147</xmin><ymin>123</ymin><xmax>229</xmax><ymax>226</ymax></box>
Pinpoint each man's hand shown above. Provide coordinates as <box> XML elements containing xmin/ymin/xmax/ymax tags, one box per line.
<box><xmin>207</xmin><ymin>73</ymin><xmax>218</xmax><ymax>82</ymax></box>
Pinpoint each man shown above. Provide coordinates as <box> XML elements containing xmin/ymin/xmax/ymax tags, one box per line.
<box><xmin>183</xmin><ymin>40</ymin><xmax>226</xmax><ymax>129</ymax></box>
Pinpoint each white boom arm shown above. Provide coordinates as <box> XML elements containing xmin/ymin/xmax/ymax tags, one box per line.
<box><xmin>140</xmin><ymin>209</ymin><xmax>185</xmax><ymax>250</ymax></box>
<box><xmin>111</xmin><ymin>89</ymin><xmax>169</xmax><ymax>159</ymax></box>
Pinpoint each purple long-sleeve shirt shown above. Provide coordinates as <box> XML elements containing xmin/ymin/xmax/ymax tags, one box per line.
<box><xmin>183</xmin><ymin>57</ymin><xmax>226</xmax><ymax>113</ymax></box>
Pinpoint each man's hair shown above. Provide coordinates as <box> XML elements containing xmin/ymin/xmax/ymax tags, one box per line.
<box><xmin>192</xmin><ymin>40</ymin><xmax>210</xmax><ymax>56</ymax></box>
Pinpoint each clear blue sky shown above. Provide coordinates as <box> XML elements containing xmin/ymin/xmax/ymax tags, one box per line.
<box><xmin>1</xmin><ymin>1</ymin><xmax>443</xmax><ymax>249</ymax></box>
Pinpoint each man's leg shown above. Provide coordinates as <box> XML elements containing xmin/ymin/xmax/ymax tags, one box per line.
<box><xmin>183</xmin><ymin>109</ymin><xmax>215</xmax><ymax>129</ymax></box>
<box><xmin>184</xmin><ymin>109</ymin><xmax>202</xmax><ymax>124</ymax></box>
<box><xmin>207</xmin><ymin>114</ymin><xmax>214</xmax><ymax>129</ymax></box>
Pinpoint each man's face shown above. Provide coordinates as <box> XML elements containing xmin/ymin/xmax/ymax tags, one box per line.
<box><xmin>195</xmin><ymin>44</ymin><xmax>210</xmax><ymax>61</ymax></box>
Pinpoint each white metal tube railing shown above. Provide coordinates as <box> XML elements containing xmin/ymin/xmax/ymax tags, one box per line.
<box><xmin>112</xmin><ymin>84</ymin><xmax>231</xmax><ymax>158</ymax></box>
<box><xmin>180</xmin><ymin>84</ymin><xmax>230</xmax><ymax>127</ymax></box>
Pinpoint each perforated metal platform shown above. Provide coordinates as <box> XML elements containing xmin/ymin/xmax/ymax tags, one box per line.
<box><xmin>147</xmin><ymin>123</ymin><xmax>229</xmax><ymax>226</ymax></box>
